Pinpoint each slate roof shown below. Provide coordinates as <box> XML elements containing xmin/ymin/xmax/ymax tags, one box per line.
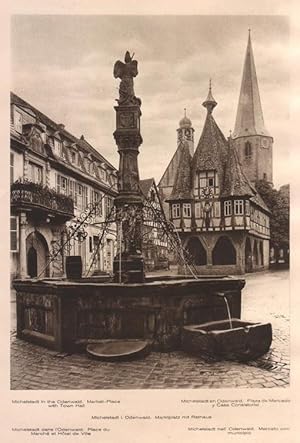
<box><xmin>192</xmin><ymin>110</ymin><xmax>228</xmax><ymax>188</ymax></box>
<box><xmin>169</xmin><ymin>141</ymin><xmax>193</xmax><ymax>200</ymax></box>
<box><xmin>140</xmin><ymin>178</ymin><xmax>155</xmax><ymax>198</ymax></box>
<box><xmin>250</xmin><ymin>192</ymin><xmax>270</xmax><ymax>213</ymax></box>
<box><xmin>221</xmin><ymin>140</ymin><xmax>255</xmax><ymax>198</ymax></box>
<box><xmin>233</xmin><ymin>32</ymin><xmax>270</xmax><ymax>138</ymax></box>
<box><xmin>166</xmin><ymin>88</ymin><xmax>269</xmax><ymax>213</ymax></box>
<box><xmin>11</xmin><ymin>92</ymin><xmax>116</xmax><ymax>171</ymax></box>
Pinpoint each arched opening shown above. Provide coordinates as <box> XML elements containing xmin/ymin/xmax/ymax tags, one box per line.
<box><xmin>27</xmin><ymin>247</ymin><xmax>37</xmax><ymax>278</ymax></box>
<box><xmin>253</xmin><ymin>240</ymin><xmax>259</xmax><ymax>267</ymax></box>
<box><xmin>245</xmin><ymin>141</ymin><xmax>252</xmax><ymax>159</ymax></box>
<box><xmin>26</xmin><ymin>231</ymin><xmax>50</xmax><ymax>278</ymax></box>
<box><xmin>186</xmin><ymin>237</ymin><xmax>207</xmax><ymax>265</ymax></box>
<box><xmin>260</xmin><ymin>242</ymin><xmax>264</xmax><ymax>266</ymax></box>
<box><xmin>245</xmin><ymin>237</ymin><xmax>252</xmax><ymax>272</ymax></box>
<box><xmin>212</xmin><ymin>236</ymin><xmax>236</xmax><ymax>265</ymax></box>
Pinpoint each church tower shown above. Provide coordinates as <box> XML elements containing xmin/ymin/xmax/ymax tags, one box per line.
<box><xmin>232</xmin><ymin>30</ymin><xmax>273</xmax><ymax>185</ymax></box>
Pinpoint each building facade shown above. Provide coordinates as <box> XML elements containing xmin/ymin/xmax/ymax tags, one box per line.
<box><xmin>158</xmin><ymin>34</ymin><xmax>272</xmax><ymax>275</ymax></box>
<box><xmin>10</xmin><ymin>92</ymin><xmax>118</xmax><ymax>281</ymax></box>
<box><xmin>140</xmin><ymin>178</ymin><xmax>169</xmax><ymax>271</ymax></box>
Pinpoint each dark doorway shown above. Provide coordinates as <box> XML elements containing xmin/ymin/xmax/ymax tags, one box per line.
<box><xmin>186</xmin><ymin>237</ymin><xmax>207</xmax><ymax>265</ymax></box>
<box><xmin>245</xmin><ymin>237</ymin><xmax>252</xmax><ymax>272</ymax></box>
<box><xmin>260</xmin><ymin>242</ymin><xmax>264</xmax><ymax>266</ymax></box>
<box><xmin>212</xmin><ymin>236</ymin><xmax>236</xmax><ymax>265</ymax></box>
<box><xmin>253</xmin><ymin>241</ymin><xmax>258</xmax><ymax>267</ymax></box>
<box><xmin>27</xmin><ymin>246</ymin><xmax>38</xmax><ymax>277</ymax></box>
<box><xmin>26</xmin><ymin>231</ymin><xmax>50</xmax><ymax>278</ymax></box>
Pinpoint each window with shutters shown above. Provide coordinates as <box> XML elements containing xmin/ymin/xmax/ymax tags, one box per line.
<box><xmin>10</xmin><ymin>216</ymin><xmax>18</xmax><ymax>252</ymax></box>
<box><xmin>76</xmin><ymin>184</ymin><xmax>83</xmax><ymax>209</ymax></box>
<box><xmin>60</xmin><ymin>176</ymin><xmax>68</xmax><ymax>195</ymax></box>
<box><xmin>91</xmin><ymin>190</ymin><xmax>103</xmax><ymax>216</ymax></box>
<box><xmin>105</xmin><ymin>196</ymin><xmax>113</xmax><ymax>216</ymax></box>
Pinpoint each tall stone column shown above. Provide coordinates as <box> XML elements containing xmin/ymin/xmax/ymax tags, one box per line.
<box><xmin>112</xmin><ymin>51</ymin><xmax>144</xmax><ymax>283</ymax></box>
<box><xmin>19</xmin><ymin>212</ymin><xmax>28</xmax><ymax>279</ymax></box>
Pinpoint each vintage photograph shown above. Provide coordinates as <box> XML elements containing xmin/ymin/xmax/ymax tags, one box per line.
<box><xmin>10</xmin><ymin>15</ymin><xmax>290</xmax><ymax>390</ymax></box>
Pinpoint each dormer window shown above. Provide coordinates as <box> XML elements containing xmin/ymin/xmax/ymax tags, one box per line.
<box><xmin>53</xmin><ymin>138</ymin><xmax>62</xmax><ymax>156</ymax></box>
<box><xmin>14</xmin><ymin>109</ymin><xmax>23</xmax><ymax>133</ymax></box>
<box><xmin>71</xmin><ymin>150</ymin><xmax>76</xmax><ymax>164</ymax></box>
<box><xmin>150</xmin><ymin>189</ymin><xmax>156</xmax><ymax>202</ymax></box>
<box><xmin>198</xmin><ymin>170</ymin><xmax>218</xmax><ymax>197</ymax></box>
<box><xmin>99</xmin><ymin>167</ymin><xmax>107</xmax><ymax>182</ymax></box>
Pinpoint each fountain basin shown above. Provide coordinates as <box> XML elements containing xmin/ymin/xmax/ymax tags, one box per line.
<box><xmin>86</xmin><ymin>339</ymin><xmax>151</xmax><ymax>361</ymax></box>
<box><xmin>13</xmin><ymin>275</ymin><xmax>245</xmax><ymax>353</ymax></box>
<box><xmin>182</xmin><ymin>319</ymin><xmax>272</xmax><ymax>361</ymax></box>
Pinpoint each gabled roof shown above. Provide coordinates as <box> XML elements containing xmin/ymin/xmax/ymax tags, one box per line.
<box><xmin>11</xmin><ymin>92</ymin><xmax>116</xmax><ymax>171</ymax></box>
<box><xmin>158</xmin><ymin>141</ymin><xmax>185</xmax><ymax>188</ymax></box>
<box><xmin>233</xmin><ymin>31</ymin><xmax>270</xmax><ymax>138</ymax></box>
<box><xmin>221</xmin><ymin>140</ymin><xmax>255</xmax><ymax>198</ymax></box>
<box><xmin>192</xmin><ymin>110</ymin><xmax>228</xmax><ymax>190</ymax></box>
<box><xmin>140</xmin><ymin>178</ymin><xmax>155</xmax><ymax>198</ymax></box>
<box><xmin>169</xmin><ymin>142</ymin><xmax>192</xmax><ymax>200</ymax></box>
<box><xmin>250</xmin><ymin>192</ymin><xmax>270</xmax><ymax>213</ymax></box>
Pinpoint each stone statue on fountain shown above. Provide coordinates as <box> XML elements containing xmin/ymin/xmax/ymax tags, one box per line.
<box><xmin>113</xmin><ymin>51</ymin><xmax>144</xmax><ymax>283</ymax></box>
<box><xmin>113</xmin><ymin>51</ymin><xmax>141</xmax><ymax>106</ymax></box>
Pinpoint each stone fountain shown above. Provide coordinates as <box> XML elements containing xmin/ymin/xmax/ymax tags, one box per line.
<box><xmin>13</xmin><ymin>52</ymin><xmax>263</xmax><ymax>358</ymax></box>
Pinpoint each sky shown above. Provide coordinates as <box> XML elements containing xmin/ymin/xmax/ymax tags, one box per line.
<box><xmin>11</xmin><ymin>15</ymin><xmax>290</xmax><ymax>188</ymax></box>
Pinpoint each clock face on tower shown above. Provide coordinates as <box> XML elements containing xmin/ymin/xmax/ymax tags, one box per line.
<box><xmin>201</xmin><ymin>187</ymin><xmax>213</xmax><ymax>198</ymax></box>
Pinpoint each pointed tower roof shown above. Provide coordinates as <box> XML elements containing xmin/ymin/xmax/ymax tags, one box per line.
<box><xmin>202</xmin><ymin>79</ymin><xmax>217</xmax><ymax>114</ymax></box>
<box><xmin>233</xmin><ymin>30</ymin><xmax>270</xmax><ymax>138</ymax></box>
<box><xmin>222</xmin><ymin>137</ymin><xmax>255</xmax><ymax>198</ymax></box>
<box><xmin>193</xmin><ymin>83</ymin><xmax>228</xmax><ymax>184</ymax></box>
<box><xmin>169</xmin><ymin>141</ymin><xmax>193</xmax><ymax>200</ymax></box>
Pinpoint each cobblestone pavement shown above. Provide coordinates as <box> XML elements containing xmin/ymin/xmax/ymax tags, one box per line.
<box><xmin>10</xmin><ymin>270</ymin><xmax>289</xmax><ymax>390</ymax></box>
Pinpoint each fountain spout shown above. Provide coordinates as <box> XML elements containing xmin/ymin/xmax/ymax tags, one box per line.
<box><xmin>213</xmin><ymin>292</ymin><xmax>233</xmax><ymax>329</ymax></box>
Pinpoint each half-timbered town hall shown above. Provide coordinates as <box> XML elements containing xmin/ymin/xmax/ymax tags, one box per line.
<box><xmin>158</xmin><ymin>32</ymin><xmax>271</xmax><ymax>275</ymax></box>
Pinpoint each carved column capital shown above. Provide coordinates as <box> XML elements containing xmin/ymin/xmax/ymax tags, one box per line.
<box><xmin>113</xmin><ymin>131</ymin><xmax>143</xmax><ymax>151</ymax></box>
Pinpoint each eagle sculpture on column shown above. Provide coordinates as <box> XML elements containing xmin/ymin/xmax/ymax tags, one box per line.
<box><xmin>113</xmin><ymin>51</ymin><xmax>141</xmax><ymax>105</ymax></box>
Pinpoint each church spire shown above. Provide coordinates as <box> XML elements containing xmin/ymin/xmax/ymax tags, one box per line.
<box><xmin>233</xmin><ymin>30</ymin><xmax>269</xmax><ymax>138</ymax></box>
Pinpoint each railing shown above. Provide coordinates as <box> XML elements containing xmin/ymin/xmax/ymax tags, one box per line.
<box><xmin>11</xmin><ymin>180</ymin><xmax>74</xmax><ymax>217</ymax></box>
